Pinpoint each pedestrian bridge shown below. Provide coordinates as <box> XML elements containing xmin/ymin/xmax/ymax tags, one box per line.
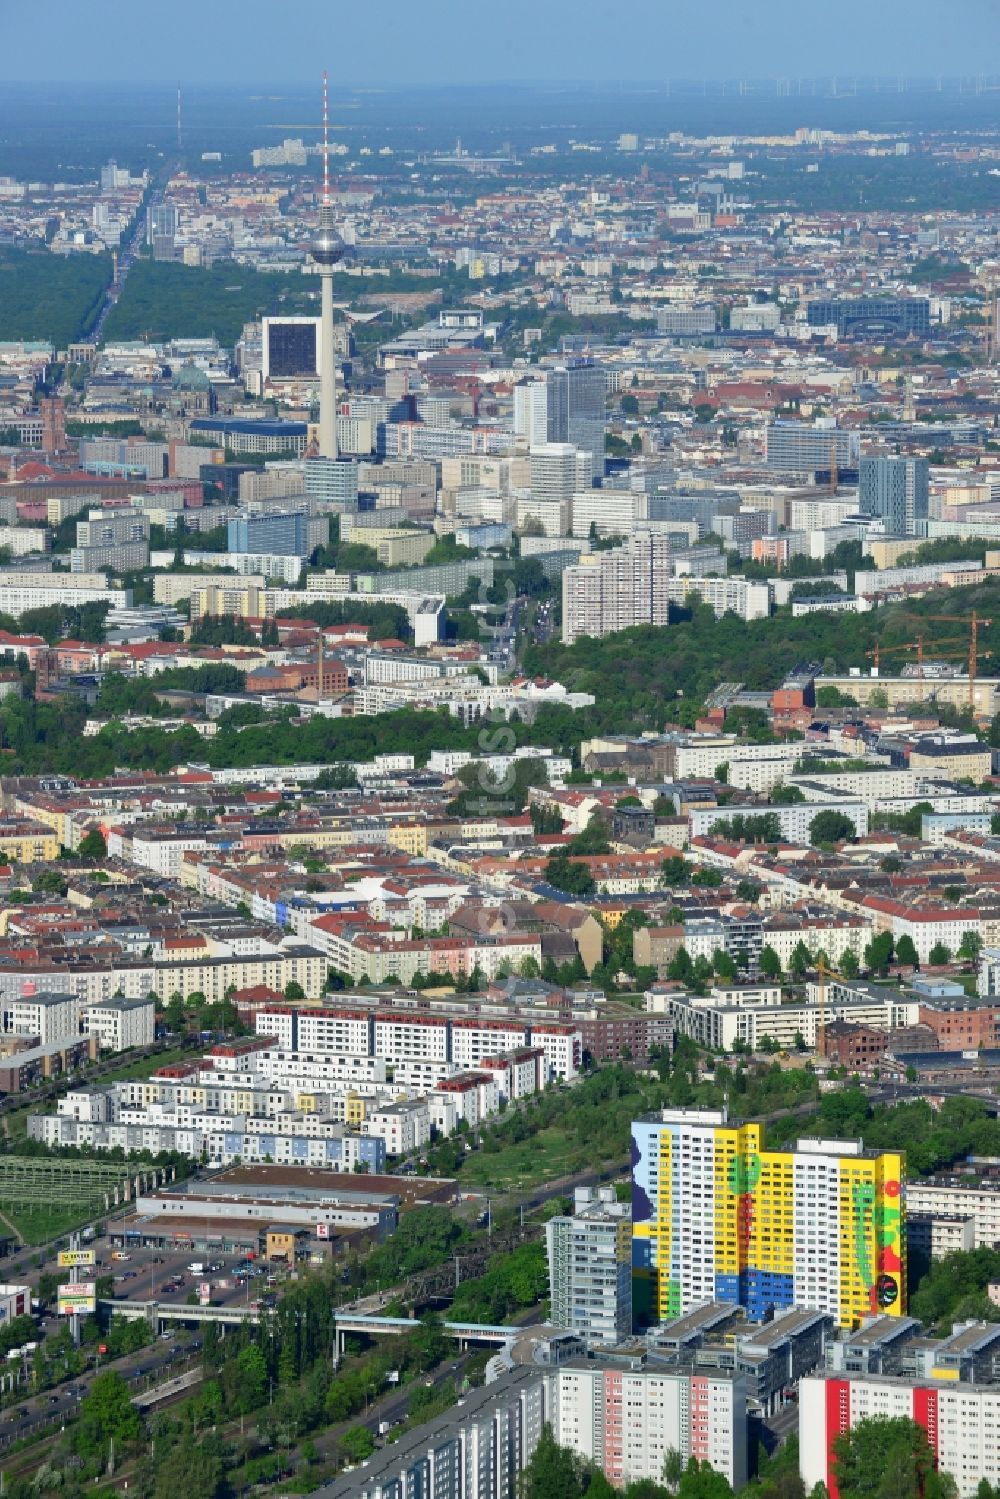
<box><xmin>103</xmin><ymin>1299</ymin><xmax>260</xmax><ymax>1328</ymax></box>
<box><xmin>333</xmin><ymin>1311</ymin><xmax>517</xmax><ymax>1357</ymax></box>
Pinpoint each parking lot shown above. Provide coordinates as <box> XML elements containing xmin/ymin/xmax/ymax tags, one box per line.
<box><xmin>103</xmin><ymin>1240</ymin><xmax>289</xmax><ymax>1312</ymax></box>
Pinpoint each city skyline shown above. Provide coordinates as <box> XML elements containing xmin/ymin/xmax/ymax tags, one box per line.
<box><xmin>2</xmin><ymin>0</ymin><xmax>994</xmax><ymax>84</ymax></box>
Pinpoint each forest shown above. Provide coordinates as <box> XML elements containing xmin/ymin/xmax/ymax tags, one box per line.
<box><xmin>102</xmin><ymin>260</ymin><xmax>324</xmax><ymax>345</ymax></box>
<box><xmin>0</xmin><ymin>248</ymin><xmax>111</xmax><ymax>346</ymax></box>
<box><xmin>523</xmin><ymin>573</ymin><xmax>1000</xmax><ymax>742</ymax></box>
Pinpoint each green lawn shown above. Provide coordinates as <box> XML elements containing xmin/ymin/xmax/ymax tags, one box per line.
<box><xmin>4</xmin><ymin>1201</ymin><xmax>102</xmax><ymax>1248</ymax></box>
<box><xmin>459</xmin><ymin>1127</ymin><xmax>598</xmax><ymax>1192</ymax></box>
<box><xmin>94</xmin><ymin>1045</ymin><xmax>192</xmax><ymax>1083</ymax></box>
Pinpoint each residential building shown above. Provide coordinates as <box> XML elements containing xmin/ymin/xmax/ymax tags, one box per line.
<box><xmin>689</xmin><ymin>797</ymin><xmax>869</xmax><ymax>843</ymax></box>
<box><xmin>631</xmin><ymin>1108</ymin><xmax>906</xmax><ymax>1328</ymax></box>
<box><xmin>555</xmin><ymin>1362</ymin><xmax>747</xmax><ymax>1491</ymax></box>
<box><xmin>904</xmin><ymin>1178</ymin><xmax>1000</xmax><ymax>1251</ymax></box>
<box><xmin>562</xmin><ymin>532</ymin><xmax>672</xmax><ymax>644</ymax></box>
<box><xmin>800</xmin><ymin>1369</ymin><xmax>1000</xmax><ymax>1499</ymax></box>
<box><xmin>81</xmin><ymin>996</ymin><xmax>156</xmax><ymax>1052</ymax></box>
<box><xmin>314</xmin><ymin>1367</ymin><xmax>552</xmax><ymax>1499</ymax></box>
<box><xmin>2</xmin><ymin>989</ymin><xmax>80</xmax><ymax>1047</ymax></box>
<box><xmin>546</xmin><ymin>1186</ymin><xmax>632</xmax><ymax>1345</ymax></box>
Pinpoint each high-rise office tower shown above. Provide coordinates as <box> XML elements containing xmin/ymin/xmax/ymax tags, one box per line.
<box><xmin>228</xmin><ymin>509</ymin><xmax>311</xmax><ymax>557</ymax></box>
<box><xmin>858</xmin><ymin>455</ymin><xmax>929</xmax><ymax>536</ymax></box>
<box><xmin>310</xmin><ymin>72</ymin><xmax>344</xmax><ymax>461</ymax></box>
<box><xmin>529</xmin><ymin>442</ymin><xmax>592</xmax><ymax>504</ymax></box>
<box><xmin>764</xmin><ymin>420</ymin><xmax>860</xmax><ymax>474</ymax></box>
<box><xmin>547</xmin><ymin>362</ymin><xmax>606</xmax><ymax>483</ymax></box>
<box><xmin>546</xmin><ymin>1186</ymin><xmax>632</xmax><ymax>1345</ymax></box>
<box><xmin>513</xmin><ymin>378</ymin><xmax>548</xmax><ymax>448</ymax></box>
<box><xmin>146</xmin><ymin>203</ymin><xmax>179</xmax><ymax>245</ymax></box>
<box><xmin>631</xmin><ymin>1107</ymin><xmax>905</xmax><ymax>1328</ymax></box>
<box><xmin>561</xmin><ymin>531</ymin><xmax>672</xmax><ymax>644</ymax></box>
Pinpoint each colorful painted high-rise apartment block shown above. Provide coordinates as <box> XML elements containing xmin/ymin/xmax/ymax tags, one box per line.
<box><xmin>631</xmin><ymin>1108</ymin><xmax>905</xmax><ymax>1328</ymax></box>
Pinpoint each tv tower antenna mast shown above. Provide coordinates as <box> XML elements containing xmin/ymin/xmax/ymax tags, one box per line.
<box><xmin>310</xmin><ymin>70</ymin><xmax>344</xmax><ymax>461</ymax></box>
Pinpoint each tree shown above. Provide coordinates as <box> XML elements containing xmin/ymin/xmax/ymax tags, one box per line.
<box><xmin>809</xmin><ymin>810</ymin><xmax>856</xmax><ymax>848</ymax></box>
<box><xmin>284</xmin><ymin>980</ymin><xmax>306</xmax><ymax>1001</ymax></box>
<box><xmin>840</xmin><ymin>949</ymin><xmax>860</xmax><ymax>980</ymax></box>
<box><xmin>153</xmin><ymin>1435</ymin><xmax>226</xmax><ymax>1499</ymax></box>
<box><xmin>895</xmin><ymin>934</ymin><xmax>919</xmax><ymax>967</ymax></box>
<box><xmin>790</xmin><ymin>940</ymin><xmax>813</xmax><ymax>978</ymax></box>
<box><xmin>771</xmin><ymin>782</ymin><xmax>806</xmax><ymax>805</ymax></box>
<box><xmin>518</xmin><ymin>1425</ymin><xmax>586</xmax><ymax>1499</ymax></box>
<box><xmin>227</xmin><ymin>1343</ymin><xmax>268</xmax><ymax>1414</ymax></box>
<box><xmin>341</xmin><ymin>1426</ymin><xmax>376</xmax><ymax>1463</ymax></box>
<box><xmin>78</xmin><ymin>828</ymin><xmax>107</xmax><ymax>859</ymax></box>
<box><xmin>661</xmin><ymin>855</ymin><xmax>691</xmax><ymax>888</ymax></box>
<box><xmin>713</xmin><ymin>949</ymin><xmax>737</xmax><ymax>982</ymax></box>
<box><xmin>759</xmin><ymin>945</ymin><xmax>783</xmax><ymax>981</ymax></box>
<box><xmin>959</xmin><ymin>931</ymin><xmax>983</xmax><ymax>962</ymax></box>
<box><xmin>543</xmin><ymin>855</ymin><xmax>595</xmax><ymax>898</ymax></box>
<box><xmin>667</xmin><ymin>946</ymin><xmax>694</xmax><ymax>985</ymax></box>
<box><xmin>76</xmin><ymin>1370</ymin><xmax>142</xmax><ymax>1461</ymax></box>
<box><xmin>736</xmin><ymin>879</ymin><xmax>761</xmax><ymax>904</ymax></box>
<box><xmin>31</xmin><ymin>868</ymin><xmax>69</xmax><ymax>896</ymax></box>
<box><xmin>864</xmin><ymin>932</ymin><xmax>894</xmax><ymax>973</ymax></box>
<box><xmin>676</xmin><ymin>1457</ymin><xmax>738</xmax><ymax>1498</ymax></box>
<box><xmin>832</xmin><ymin>1416</ymin><xmax>956</xmax><ymax>1499</ymax></box>
<box><xmin>928</xmin><ymin>942</ymin><xmax>952</xmax><ymax>966</ymax></box>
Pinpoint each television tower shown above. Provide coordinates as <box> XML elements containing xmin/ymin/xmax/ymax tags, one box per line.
<box><xmin>311</xmin><ymin>71</ymin><xmax>343</xmax><ymax>461</ymax></box>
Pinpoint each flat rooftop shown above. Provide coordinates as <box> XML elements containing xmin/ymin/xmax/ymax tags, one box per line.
<box><xmin>195</xmin><ymin>1164</ymin><xmax>457</xmax><ymax>1209</ymax></box>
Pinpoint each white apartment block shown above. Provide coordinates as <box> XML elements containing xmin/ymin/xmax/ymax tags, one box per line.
<box><xmin>689</xmin><ymin>797</ymin><xmax>869</xmax><ymax>844</ymax></box>
<box><xmin>904</xmin><ymin>1180</ymin><xmax>1000</xmax><ymax>1250</ymax></box>
<box><xmin>0</xmin><ymin>574</ymin><xmax>126</xmax><ymax>615</ymax></box>
<box><xmin>363</xmin><ymin>1099</ymin><xmax>431</xmax><ymax>1156</ymax></box>
<box><xmin>555</xmin><ymin>1362</ymin><xmax>747</xmax><ymax>1490</ymax></box>
<box><xmin>800</xmin><ymin>1373</ymin><xmax>1000</xmax><ymax>1499</ymax></box>
<box><xmin>81</xmin><ymin>997</ymin><xmax>155</xmax><ymax>1052</ymax></box>
<box><xmin>2</xmin><ymin>991</ymin><xmax>80</xmax><ymax>1046</ymax></box>
<box><xmin>515</xmin><ymin>494</ymin><xmax>570</xmax><ymax>537</ymax></box>
<box><xmin>562</xmin><ymin>532</ymin><xmax>672</xmax><ymax>644</ymax></box>
<box><xmin>665</xmin><ymin>575</ymin><xmax>772</xmax><ymax>621</ymax></box>
<box><xmin>529</xmin><ymin>443</ymin><xmax>593</xmax><ymax>503</ymax></box>
<box><xmin>571</xmin><ymin>489</ymin><xmax>647</xmax><ymax>539</ymax></box>
<box><xmin>150</xmin><ymin>948</ymin><xmax>327</xmax><ymax>1004</ymax></box>
<box><xmin>664</xmin><ymin>990</ymin><xmax>917</xmax><ymax>1053</ymax></box>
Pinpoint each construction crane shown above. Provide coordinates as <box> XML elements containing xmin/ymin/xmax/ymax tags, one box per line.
<box><xmin>865</xmin><ymin>637</ymin><xmax>925</xmax><ymax>678</ymax></box>
<box><xmin>814</xmin><ymin>957</ymin><xmax>847</xmax><ymax>1056</ymax></box>
<box><xmin>901</xmin><ymin>611</ymin><xmax>994</xmax><ymax>707</ymax></box>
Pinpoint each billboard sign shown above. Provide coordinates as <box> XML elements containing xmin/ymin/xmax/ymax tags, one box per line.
<box><xmin>57</xmin><ymin>1284</ymin><xmax>96</xmax><ymax>1316</ymax></box>
<box><xmin>58</xmin><ymin>1250</ymin><xmax>96</xmax><ymax>1269</ymax></box>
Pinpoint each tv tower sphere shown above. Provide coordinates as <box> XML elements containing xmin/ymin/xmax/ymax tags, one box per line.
<box><xmin>311</xmin><ymin>220</ymin><xmax>344</xmax><ymax>267</ymax></box>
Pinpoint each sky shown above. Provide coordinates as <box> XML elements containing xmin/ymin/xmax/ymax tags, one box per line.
<box><xmin>1</xmin><ymin>0</ymin><xmax>995</xmax><ymax>84</ymax></box>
